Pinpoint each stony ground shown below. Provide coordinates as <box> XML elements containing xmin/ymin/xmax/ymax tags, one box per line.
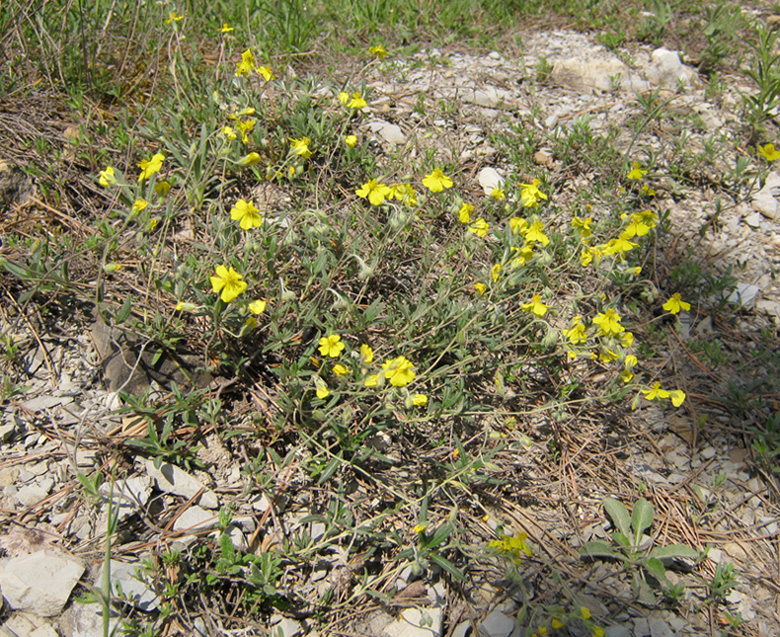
<box><xmin>1</xmin><ymin>22</ymin><xmax>780</xmax><ymax>637</ymax></box>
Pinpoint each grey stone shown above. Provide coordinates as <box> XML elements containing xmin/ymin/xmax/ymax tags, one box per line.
<box><xmin>14</xmin><ymin>483</ymin><xmax>50</xmax><ymax>508</ymax></box>
<box><xmin>604</xmin><ymin>627</ymin><xmax>631</xmax><ymax>637</ymax></box>
<box><xmin>752</xmin><ymin>172</ymin><xmax>780</xmax><ymax>219</ymax></box>
<box><xmin>384</xmin><ymin>607</ymin><xmax>443</xmax><ymax>637</ymax></box>
<box><xmin>173</xmin><ymin>506</ymin><xmax>218</xmax><ymax>533</ymax></box>
<box><xmin>723</xmin><ymin>282</ymin><xmax>760</xmax><ymax>309</ymax></box>
<box><xmin>97</xmin><ymin>559</ymin><xmax>159</xmax><ymax>611</ymax></box>
<box><xmin>478</xmin><ymin>167</ymin><xmax>504</xmax><ymax>196</ymax></box>
<box><xmin>67</xmin><ymin>600</ymin><xmax>121</xmax><ymax>637</ymax></box>
<box><xmin>366</xmin><ymin>119</ymin><xmax>407</xmax><ymax>145</ymax></box>
<box><xmin>101</xmin><ymin>476</ymin><xmax>152</xmax><ymax>521</ymax></box>
<box><xmin>145</xmin><ymin>460</ymin><xmax>219</xmax><ymax>509</ymax></box>
<box><xmin>452</xmin><ymin>621</ymin><xmax>472</xmax><ymax>637</ymax></box>
<box><xmin>0</xmin><ymin>550</ymin><xmax>84</xmax><ymax>616</ymax></box>
<box><xmin>647</xmin><ymin>48</ymin><xmax>694</xmax><ymax>88</ymax></box>
<box><xmin>744</xmin><ymin>212</ymin><xmax>763</xmax><ymax>228</ymax></box>
<box><xmin>478</xmin><ymin>609</ymin><xmax>515</xmax><ymax>637</ymax></box>
<box><xmin>648</xmin><ymin>616</ymin><xmax>674</xmax><ymax>637</ymax></box>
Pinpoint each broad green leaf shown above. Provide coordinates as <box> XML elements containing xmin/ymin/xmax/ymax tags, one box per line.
<box><xmin>580</xmin><ymin>540</ymin><xmax>625</xmax><ymax>561</ymax></box>
<box><xmin>648</xmin><ymin>544</ymin><xmax>699</xmax><ymax>561</ymax></box>
<box><xmin>603</xmin><ymin>497</ymin><xmax>631</xmax><ymax>539</ymax></box>
<box><xmin>633</xmin><ymin>573</ymin><xmax>658</xmax><ymax>606</ymax></box>
<box><xmin>643</xmin><ymin>557</ymin><xmax>669</xmax><ymax>585</ymax></box>
<box><xmin>612</xmin><ymin>531</ymin><xmax>631</xmax><ymax>547</ymax></box>
<box><xmin>631</xmin><ymin>498</ymin><xmax>654</xmax><ymax>544</ymax></box>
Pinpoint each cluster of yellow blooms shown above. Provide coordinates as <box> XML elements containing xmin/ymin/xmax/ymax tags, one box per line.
<box><xmin>311</xmin><ymin>334</ymin><xmax>426</xmax><ymax>404</ymax></box>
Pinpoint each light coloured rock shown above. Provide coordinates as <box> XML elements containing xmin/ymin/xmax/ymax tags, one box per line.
<box><xmin>67</xmin><ymin>600</ymin><xmax>121</xmax><ymax>637</ymax></box>
<box><xmin>145</xmin><ymin>460</ymin><xmax>218</xmax><ymax>509</ymax></box>
<box><xmin>744</xmin><ymin>212</ymin><xmax>763</xmax><ymax>228</ymax></box>
<box><xmin>0</xmin><ymin>550</ymin><xmax>84</xmax><ymax>616</ymax></box>
<box><xmin>478</xmin><ymin>609</ymin><xmax>515</xmax><ymax>637</ymax></box>
<box><xmin>648</xmin><ymin>616</ymin><xmax>674</xmax><ymax>637</ymax></box>
<box><xmin>647</xmin><ymin>48</ymin><xmax>694</xmax><ymax>88</ymax></box>
<box><xmin>366</xmin><ymin>119</ymin><xmax>407</xmax><ymax>145</ymax></box>
<box><xmin>30</xmin><ymin>624</ymin><xmax>60</xmax><ymax>637</ymax></box>
<box><xmin>724</xmin><ymin>282</ymin><xmax>760</xmax><ymax>309</ymax></box>
<box><xmin>478</xmin><ymin>167</ymin><xmax>504</xmax><ymax>196</ymax></box>
<box><xmin>551</xmin><ymin>55</ymin><xmax>642</xmax><ymax>93</ymax></box>
<box><xmin>173</xmin><ymin>505</ymin><xmax>218</xmax><ymax>533</ymax></box>
<box><xmin>384</xmin><ymin>607</ymin><xmax>443</xmax><ymax>637</ymax></box>
<box><xmin>14</xmin><ymin>483</ymin><xmax>49</xmax><ymax>508</ymax></box>
<box><xmin>752</xmin><ymin>172</ymin><xmax>780</xmax><ymax>219</ymax></box>
<box><xmin>97</xmin><ymin>560</ymin><xmax>159</xmax><ymax>611</ymax></box>
<box><xmin>101</xmin><ymin>476</ymin><xmax>152</xmax><ymax>521</ymax></box>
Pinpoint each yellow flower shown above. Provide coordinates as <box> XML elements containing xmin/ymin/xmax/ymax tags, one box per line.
<box><xmin>289</xmin><ymin>137</ymin><xmax>312</xmax><ymax>159</ymax></box>
<box><xmin>230</xmin><ymin>199</ymin><xmax>263</xmax><ymax>230</ymax></box>
<box><xmin>343</xmin><ymin>92</ymin><xmax>367</xmax><ymax>109</ymax></box>
<box><xmin>525</xmin><ymin>220</ymin><xmax>550</xmax><ymax>246</ymax></box>
<box><xmin>491</xmin><ymin>264</ymin><xmax>501</xmax><ymax>283</ymax></box>
<box><xmin>411</xmin><ymin>393</ymin><xmax>428</xmax><ymax>406</ymax></box>
<box><xmin>642</xmin><ymin>381</ymin><xmax>670</xmax><ymax>401</ymax></box>
<box><xmin>522</xmin><ymin>294</ymin><xmax>548</xmax><ymax>317</ymax></box>
<box><xmin>258</xmin><ymin>66</ymin><xmax>274</xmax><ymax>81</ymax></box>
<box><xmin>489</xmin><ymin>533</ymin><xmax>532</xmax><ymax>560</ymax></box>
<box><xmin>131</xmin><ymin>199</ymin><xmax>148</xmax><ymax>214</ymax></box>
<box><xmin>620</xmin><ymin>369</ymin><xmax>634</xmax><ymax>383</ymax></box>
<box><xmin>219</xmin><ymin>23</ymin><xmax>234</xmax><ymax>33</ymax></box>
<box><xmin>580</xmin><ymin>246</ymin><xmax>601</xmax><ymax>267</ymax></box>
<box><xmin>509</xmin><ymin>217</ymin><xmax>528</xmax><ymax>236</ymax></box>
<box><xmin>599</xmin><ymin>348</ymin><xmax>620</xmax><ymax>363</ymax></box>
<box><xmin>422</xmin><ymin>168</ymin><xmax>453</xmax><ymax>193</ymax></box>
<box><xmin>564</xmin><ymin>320</ymin><xmax>587</xmax><ymax>344</ymax></box>
<box><xmin>221</xmin><ymin>126</ymin><xmax>237</xmax><ymax>141</ymax></box>
<box><xmin>210</xmin><ymin>265</ymin><xmax>248</xmax><ymax>303</ymax></box>
<box><xmin>369</xmin><ymin>44</ymin><xmax>388</xmax><ymax>59</ymax></box>
<box><xmin>626</xmin><ymin>161</ymin><xmax>647</xmax><ymax>180</ymax></box>
<box><xmin>490</xmin><ymin>187</ymin><xmax>505</xmax><ymax>200</ymax></box>
<box><xmin>345</xmin><ymin>134</ymin><xmax>358</xmax><ymax>148</ymax></box>
<box><xmin>469</xmin><ymin>218</ymin><xmax>489</xmax><ymax>238</ymax></box>
<box><xmin>619</xmin><ymin>331</ymin><xmax>634</xmax><ymax>347</ymax></box>
<box><xmin>593</xmin><ymin>308</ymin><xmax>624</xmax><ymax>335</ymax></box>
<box><xmin>382</xmin><ymin>355</ymin><xmax>415</xmax><ymax>387</ymax></box>
<box><xmin>364</xmin><ymin>373</ymin><xmax>380</xmax><ymax>387</ymax></box>
<box><xmin>758</xmin><ymin>143</ymin><xmax>780</xmax><ymax>161</ymax></box>
<box><xmin>591</xmin><ymin>626</ymin><xmax>605</xmax><ymax>637</ymax></box>
<box><xmin>360</xmin><ymin>344</ymin><xmax>374</xmax><ymax>364</ymax></box>
<box><xmin>669</xmin><ymin>389</ymin><xmax>686</xmax><ymax>407</ymax></box>
<box><xmin>248</xmin><ymin>299</ymin><xmax>267</xmax><ymax>314</ymax></box>
<box><xmin>551</xmin><ymin>618</ymin><xmax>564</xmax><ymax>630</ymax></box>
<box><xmin>391</xmin><ymin>183</ymin><xmax>418</xmax><ymax>206</ymax></box>
<box><xmin>164</xmin><ymin>11</ymin><xmax>183</xmax><ymax>24</ymax></box>
<box><xmin>572</xmin><ymin>215</ymin><xmax>593</xmax><ymax>239</ymax></box>
<box><xmin>137</xmin><ymin>152</ymin><xmax>165</xmax><ymax>182</ymax></box>
<box><xmin>413</xmin><ymin>523</ymin><xmax>427</xmax><ymax>533</ymax></box>
<box><xmin>622</xmin><ymin>210</ymin><xmax>657</xmax><ymax>238</ymax></box>
<box><xmin>538</xmin><ymin>628</ymin><xmax>548</xmax><ymax>636</ymax></box>
<box><xmin>474</xmin><ymin>282</ymin><xmax>487</xmax><ymax>295</ymax></box>
<box><xmin>319</xmin><ymin>334</ymin><xmax>345</xmax><ymax>358</ymax></box>
<box><xmin>603</xmin><ymin>236</ymin><xmax>638</xmax><ymax>255</ymax></box>
<box><xmin>175</xmin><ymin>301</ymin><xmax>198</xmax><ymax>312</ymax></box>
<box><xmin>625</xmin><ymin>354</ymin><xmax>638</xmax><ymax>369</ymax></box>
<box><xmin>641</xmin><ymin>183</ymin><xmax>656</xmax><ymax>196</ymax></box>
<box><xmin>662</xmin><ymin>293</ymin><xmax>691</xmax><ymax>314</ymax></box>
<box><xmin>458</xmin><ymin>203</ymin><xmax>473</xmax><ymax>223</ymax></box>
<box><xmin>99</xmin><ymin>166</ymin><xmax>116</xmax><ymax>187</ymax></box>
<box><xmin>238</xmin><ymin>152</ymin><xmax>261</xmax><ymax>166</ymax></box>
<box><xmin>580</xmin><ymin>607</ymin><xmax>592</xmax><ymax>620</ymax></box>
<box><xmin>236</xmin><ymin>49</ymin><xmax>256</xmax><ymax>77</ymax></box>
<box><xmin>510</xmin><ymin>245</ymin><xmax>534</xmax><ymax>268</ymax></box>
<box><xmin>235</xmin><ymin>118</ymin><xmax>256</xmax><ymax>144</ymax></box>
<box><xmin>356</xmin><ymin>179</ymin><xmax>392</xmax><ymax>206</ymax></box>
<box><xmin>333</xmin><ymin>363</ymin><xmax>349</xmax><ymax>377</ymax></box>
<box><xmin>520</xmin><ymin>179</ymin><xmax>547</xmax><ymax>207</ymax></box>
<box><xmin>313</xmin><ymin>376</ymin><xmax>329</xmax><ymax>399</ymax></box>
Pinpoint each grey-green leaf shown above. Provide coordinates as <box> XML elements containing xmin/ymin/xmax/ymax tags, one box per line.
<box><xmin>648</xmin><ymin>544</ymin><xmax>699</xmax><ymax>561</ymax></box>
<box><xmin>631</xmin><ymin>498</ymin><xmax>654</xmax><ymax>543</ymax></box>
<box><xmin>603</xmin><ymin>497</ymin><xmax>631</xmax><ymax>539</ymax></box>
<box><xmin>580</xmin><ymin>540</ymin><xmax>624</xmax><ymax>561</ymax></box>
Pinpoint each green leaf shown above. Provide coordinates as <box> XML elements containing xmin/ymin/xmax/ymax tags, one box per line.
<box><xmin>580</xmin><ymin>540</ymin><xmax>625</xmax><ymax>561</ymax></box>
<box><xmin>603</xmin><ymin>497</ymin><xmax>631</xmax><ymax>539</ymax></box>
<box><xmin>612</xmin><ymin>532</ymin><xmax>631</xmax><ymax>547</ymax></box>
<box><xmin>633</xmin><ymin>572</ymin><xmax>658</xmax><ymax>606</ymax></box>
<box><xmin>429</xmin><ymin>553</ymin><xmax>466</xmax><ymax>581</ymax></box>
<box><xmin>648</xmin><ymin>544</ymin><xmax>699</xmax><ymax>561</ymax></box>
<box><xmin>631</xmin><ymin>498</ymin><xmax>654</xmax><ymax>544</ymax></box>
<box><xmin>644</xmin><ymin>557</ymin><xmax>670</xmax><ymax>585</ymax></box>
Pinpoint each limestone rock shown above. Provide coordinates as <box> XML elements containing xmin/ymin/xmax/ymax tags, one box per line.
<box><xmin>647</xmin><ymin>48</ymin><xmax>695</xmax><ymax>88</ymax></box>
<box><xmin>145</xmin><ymin>460</ymin><xmax>219</xmax><ymax>509</ymax></box>
<box><xmin>0</xmin><ymin>550</ymin><xmax>84</xmax><ymax>617</ymax></box>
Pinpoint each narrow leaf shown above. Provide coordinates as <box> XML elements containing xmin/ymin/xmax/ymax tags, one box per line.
<box><xmin>580</xmin><ymin>540</ymin><xmax>624</xmax><ymax>561</ymax></box>
<box><xmin>648</xmin><ymin>544</ymin><xmax>699</xmax><ymax>561</ymax></box>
